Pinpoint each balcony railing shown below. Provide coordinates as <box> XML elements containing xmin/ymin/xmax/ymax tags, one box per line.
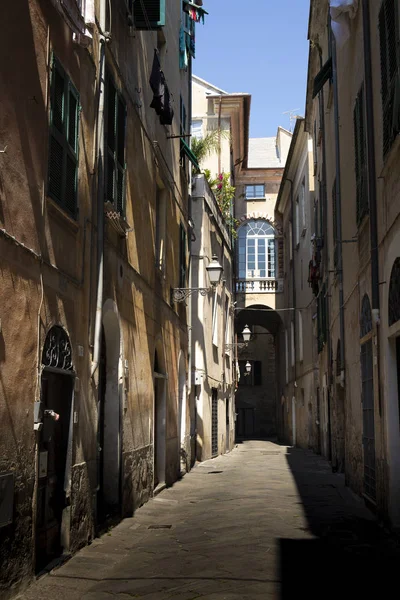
<box><xmin>235</xmin><ymin>278</ymin><xmax>283</xmax><ymax>293</ymax></box>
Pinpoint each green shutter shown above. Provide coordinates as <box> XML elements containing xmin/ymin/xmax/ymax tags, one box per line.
<box><xmin>48</xmin><ymin>57</ymin><xmax>79</xmax><ymax>218</ymax></box>
<box><xmin>179</xmin><ymin>223</ymin><xmax>187</xmax><ymax>288</ymax></box>
<box><xmin>134</xmin><ymin>0</ymin><xmax>165</xmax><ymax>29</ymax></box>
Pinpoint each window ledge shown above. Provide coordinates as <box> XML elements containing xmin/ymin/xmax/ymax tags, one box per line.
<box><xmin>245</xmin><ymin>198</ymin><xmax>265</xmax><ymax>201</ymax></box>
<box><xmin>379</xmin><ymin>133</ymin><xmax>400</xmax><ymax>179</ymax></box>
<box><xmin>47</xmin><ymin>196</ymin><xmax>79</xmax><ymax>234</ymax></box>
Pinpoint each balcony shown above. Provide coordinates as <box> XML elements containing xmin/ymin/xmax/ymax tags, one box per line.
<box><xmin>235</xmin><ymin>278</ymin><xmax>283</xmax><ymax>293</ymax></box>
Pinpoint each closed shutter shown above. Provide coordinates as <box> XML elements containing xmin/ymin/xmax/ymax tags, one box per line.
<box><xmin>179</xmin><ymin>224</ymin><xmax>187</xmax><ymax>288</ymax></box>
<box><xmin>105</xmin><ymin>75</ymin><xmax>126</xmax><ymax>215</ymax></box>
<box><xmin>353</xmin><ymin>85</ymin><xmax>368</xmax><ymax>224</ymax></box>
<box><xmin>254</xmin><ymin>361</ymin><xmax>262</xmax><ymax>386</ymax></box>
<box><xmin>48</xmin><ymin>57</ymin><xmax>79</xmax><ymax>218</ymax></box>
<box><xmin>379</xmin><ymin>0</ymin><xmax>400</xmax><ymax>156</ymax></box>
<box><xmin>134</xmin><ymin>0</ymin><xmax>166</xmax><ymax>29</ymax></box>
<box><xmin>332</xmin><ymin>179</ymin><xmax>338</xmax><ymax>268</ymax></box>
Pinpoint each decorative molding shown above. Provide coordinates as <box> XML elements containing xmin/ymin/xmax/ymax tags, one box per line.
<box><xmin>237</xmin><ymin>212</ymin><xmax>283</xmax><ymax>235</ymax></box>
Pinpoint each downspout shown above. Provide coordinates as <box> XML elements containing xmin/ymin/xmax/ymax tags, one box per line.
<box><xmin>331</xmin><ymin>33</ymin><xmax>346</xmax><ymax>392</ymax></box>
<box><xmin>188</xmin><ymin>52</ymin><xmax>193</xmax><ymax>463</ymax></box>
<box><xmin>362</xmin><ymin>0</ymin><xmax>381</xmax><ymax>411</ymax></box>
<box><xmin>91</xmin><ymin>1</ymin><xmax>107</xmax><ymax>378</ymax></box>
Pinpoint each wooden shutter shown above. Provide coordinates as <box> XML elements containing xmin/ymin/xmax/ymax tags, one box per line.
<box><xmin>105</xmin><ymin>76</ymin><xmax>126</xmax><ymax>215</ymax></box>
<box><xmin>134</xmin><ymin>0</ymin><xmax>166</xmax><ymax>29</ymax></box>
<box><xmin>48</xmin><ymin>57</ymin><xmax>79</xmax><ymax>218</ymax></box>
<box><xmin>353</xmin><ymin>85</ymin><xmax>368</xmax><ymax>224</ymax></box>
<box><xmin>379</xmin><ymin>0</ymin><xmax>399</xmax><ymax>156</ymax></box>
<box><xmin>254</xmin><ymin>361</ymin><xmax>262</xmax><ymax>386</ymax></box>
<box><xmin>179</xmin><ymin>224</ymin><xmax>187</xmax><ymax>288</ymax></box>
<box><xmin>116</xmin><ymin>96</ymin><xmax>127</xmax><ymax>215</ymax></box>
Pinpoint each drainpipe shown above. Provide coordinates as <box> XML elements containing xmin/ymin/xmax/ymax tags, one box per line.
<box><xmin>362</xmin><ymin>0</ymin><xmax>381</xmax><ymax>410</ymax></box>
<box><xmin>331</xmin><ymin>34</ymin><xmax>346</xmax><ymax>392</ymax></box>
<box><xmin>91</xmin><ymin>1</ymin><xmax>107</xmax><ymax>378</ymax></box>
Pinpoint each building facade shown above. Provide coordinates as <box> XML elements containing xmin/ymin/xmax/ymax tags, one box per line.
<box><xmin>0</xmin><ymin>0</ymin><xmax>209</xmax><ymax>596</ymax></box>
<box><xmin>276</xmin><ymin>118</ymin><xmax>319</xmax><ymax>451</ymax></box>
<box><xmin>304</xmin><ymin>0</ymin><xmax>400</xmax><ymax>528</ymax></box>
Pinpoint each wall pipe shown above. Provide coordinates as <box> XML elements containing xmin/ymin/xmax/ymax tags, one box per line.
<box><xmin>91</xmin><ymin>1</ymin><xmax>107</xmax><ymax>378</ymax></box>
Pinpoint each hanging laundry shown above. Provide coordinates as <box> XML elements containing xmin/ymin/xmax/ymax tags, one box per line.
<box><xmin>149</xmin><ymin>50</ymin><xmax>174</xmax><ymax>125</ymax></box>
<box><xmin>179</xmin><ymin>26</ymin><xmax>188</xmax><ymax>70</ymax></box>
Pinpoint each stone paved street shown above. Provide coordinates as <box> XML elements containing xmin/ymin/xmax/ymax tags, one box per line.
<box><xmin>19</xmin><ymin>441</ymin><xmax>400</xmax><ymax>600</ymax></box>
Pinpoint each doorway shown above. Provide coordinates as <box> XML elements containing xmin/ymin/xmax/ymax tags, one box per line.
<box><xmin>97</xmin><ymin>302</ymin><xmax>122</xmax><ymax>524</ymax></box>
<box><xmin>154</xmin><ymin>347</ymin><xmax>167</xmax><ymax>490</ymax></box>
<box><xmin>226</xmin><ymin>398</ymin><xmax>230</xmax><ymax>452</ymax></box>
<box><xmin>360</xmin><ymin>294</ymin><xmax>376</xmax><ymax>501</ymax></box>
<box><xmin>36</xmin><ymin>327</ymin><xmax>74</xmax><ymax>572</ymax></box>
<box><xmin>178</xmin><ymin>352</ymin><xmax>187</xmax><ymax>474</ymax></box>
<box><xmin>211</xmin><ymin>388</ymin><xmax>218</xmax><ymax>457</ymax></box>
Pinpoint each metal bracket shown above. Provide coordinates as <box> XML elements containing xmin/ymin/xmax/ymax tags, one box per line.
<box><xmin>171</xmin><ymin>287</ymin><xmax>210</xmax><ymax>304</ymax></box>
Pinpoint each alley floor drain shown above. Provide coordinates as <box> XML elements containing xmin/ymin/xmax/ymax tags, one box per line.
<box><xmin>148</xmin><ymin>524</ymin><xmax>172</xmax><ymax>529</ymax></box>
<box><xmin>207</xmin><ymin>471</ymin><xmax>223</xmax><ymax>474</ymax></box>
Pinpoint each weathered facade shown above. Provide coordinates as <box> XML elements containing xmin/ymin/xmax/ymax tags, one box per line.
<box><xmin>276</xmin><ymin>118</ymin><xmax>319</xmax><ymax>451</ymax></box>
<box><xmin>189</xmin><ymin>174</ymin><xmax>235</xmax><ymax>461</ymax></box>
<box><xmin>304</xmin><ymin>0</ymin><xmax>400</xmax><ymax>528</ymax></box>
<box><xmin>0</xmin><ymin>0</ymin><xmax>208</xmax><ymax>596</ymax></box>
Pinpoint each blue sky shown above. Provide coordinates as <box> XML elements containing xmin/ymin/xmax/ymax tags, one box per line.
<box><xmin>194</xmin><ymin>0</ymin><xmax>310</xmax><ymax>138</ymax></box>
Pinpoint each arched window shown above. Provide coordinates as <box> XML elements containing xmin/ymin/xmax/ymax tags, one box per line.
<box><xmin>238</xmin><ymin>220</ymin><xmax>276</xmax><ymax>279</ymax></box>
<box><xmin>42</xmin><ymin>326</ymin><xmax>73</xmax><ymax>371</ymax></box>
<box><xmin>389</xmin><ymin>257</ymin><xmax>400</xmax><ymax>327</ymax></box>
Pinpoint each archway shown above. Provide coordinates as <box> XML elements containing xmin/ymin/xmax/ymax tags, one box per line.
<box><xmin>36</xmin><ymin>326</ymin><xmax>74</xmax><ymax>572</ymax></box>
<box><xmin>178</xmin><ymin>351</ymin><xmax>187</xmax><ymax>474</ymax></box>
<box><xmin>154</xmin><ymin>341</ymin><xmax>167</xmax><ymax>490</ymax></box>
<box><xmin>332</xmin><ymin>339</ymin><xmax>345</xmax><ymax>473</ymax></box>
<box><xmin>98</xmin><ymin>300</ymin><xmax>122</xmax><ymax>522</ymax></box>
<box><xmin>234</xmin><ymin>305</ymin><xmax>282</xmax><ymax>440</ymax></box>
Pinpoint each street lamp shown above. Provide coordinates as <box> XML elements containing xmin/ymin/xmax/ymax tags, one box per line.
<box><xmin>171</xmin><ymin>254</ymin><xmax>223</xmax><ymax>303</ymax></box>
<box><xmin>225</xmin><ymin>325</ymin><xmax>253</xmax><ymax>350</ymax></box>
<box><xmin>245</xmin><ymin>361</ymin><xmax>252</xmax><ymax>374</ymax></box>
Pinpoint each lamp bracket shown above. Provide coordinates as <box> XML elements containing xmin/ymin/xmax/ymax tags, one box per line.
<box><xmin>171</xmin><ymin>287</ymin><xmax>210</xmax><ymax>304</ymax></box>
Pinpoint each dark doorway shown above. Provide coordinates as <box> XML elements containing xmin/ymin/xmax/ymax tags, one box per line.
<box><xmin>36</xmin><ymin>327</ymin><xmax>74</xmax><ymax>572</ymax></box>
<box><xmin>360</xmin><ymin>295</ymin><xmax>376</xmax><ymax>501</ymax></box>
<box><xmin>397</xmin><ymin>337</ymin><xmax>400</xmax><ymax>427</ymax></box>
<box><xmin>154</xmin><ymin>349</ymin><xmax>166</xmax><ymax>490</ymax></box>
<box><xmin>236</xmin><ymin>407</ymin><xmax>255</xmax><ymax>438</ymax></box>
<box><xmin>226</xmin><ymin>398</ymin><xmax>230</xmax><ymax>452</ymax></box>
<box><xmin>97</xmin><ymin>327</ymin><xmax>107</xmax><ymax>524</ymax></box>
<box><xmin>211</xmin><ymin>388</ymin><xmax>218</xmax><ymax>457</ymax></box>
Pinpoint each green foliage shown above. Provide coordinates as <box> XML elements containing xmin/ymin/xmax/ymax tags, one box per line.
<box><xmin>191</xmin><ymin>129</ymin><xmax>230</xmax><ymax>171</ymax></box>
<box><xmin>208</xmin><ymin>172</ymin><xmax>239</xmax><ymax>239</ymax></box>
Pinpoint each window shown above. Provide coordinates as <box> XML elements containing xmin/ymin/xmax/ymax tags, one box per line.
<box><xmin>291</xmin><ymin>321</ymin><xmax>295</xmax><ymax>367</ymax></box>
<box><xmin>133</xmin><ymin>0</ymin><xmax>166</xmax><ymax>29</ymax></box>
<box><xmin>318</xmin><ymin>283</ymin><xmax>327</xmax><ymax>353</ymax></box>
<box><xmin>289</xmin><ymin>221</ymin><xmax>293</xmax><ymax>261</ymax></box>
<box><xmin>225</xmin><ymin>297</ymin><xmax>231</xmax><ymax>350</ymax></box>
<box><xmin>245</xmin><ymin>184</ymin><xmax>265</xmax><ymax>200</ymax></box>
<box><xmin>298</xmin><ymin>311</ymin><xmax>303</xmax><ymax>362</ymax></box>
<box><xmin>300</xmin><ymin>179</ymin><xmax>306</xmax><ymax>233</ymax></box>
<box><xmin>191</xmin><ymin>120</ymin><xmax>203</xmax><ymax>140</ymax></box>
<box><xmin>353</xmin><ymin>84</ymin><xmax>368</xmax><ymax>224</ymax></box>
<box><xmin>254</xmin><ymin>361</ymin><xmax>262</xmax><ymax>386</ymax></box>
<box><xmin>285</xmin><ymin>330</ymin><xmax>289</xmax><ymax>384</ymax></box>
<box><xmin>238</xmin><ymin>220</ymin><xmax>276</xmax><ymax>279</ymax></box>
<box><xmin>155</xmin><ymin>188</ymin><xmax>167</xmax><ymax>271</ymax></box>
<box><xmin>332</xmin><ymin>178</ymin><xmax>338</xmax><ymax>268</ymax></box>
<box><xmin>48</xmin><ymin>57</ymin><xmax>79</xmax><ymax>218</ymax></box>
<box><xmin>105</xmin><ymin>75</ymin><xmax>127</xmax><ymax>215</ymax></box>
<box><xmin>389</xmin><ymin>257</ymin><xmax>400</xmax><ymax>326</ymax></box>
<box><xmin>212</xmin><ymin>290</ymin><xmax>218</xmax><ymax>347</ymax></box>
<box><xmin>295</xmin><ymin>196</ymin><xmax>300</xmax><ymax>246</ymax></box>
<box><xmin>379</xmin><ymin>0</ymin><xmax>399</xmax><ymax>157</ymax></box>
<box><xmin>179</xmin><ymin>223</ymin><xmax>187</xmax><ymax>288</ymax></box>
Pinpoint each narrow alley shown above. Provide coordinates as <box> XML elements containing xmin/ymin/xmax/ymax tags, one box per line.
<box><xmin>19</xmin><ymin>442</ymin><xmax>400</xmax><ymax>600</ymax></box>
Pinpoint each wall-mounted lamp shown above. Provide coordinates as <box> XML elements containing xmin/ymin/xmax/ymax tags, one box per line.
<box><xmin>245</xmin><ymin>361</ymin><xmax>252</xmax><ymax>374</ymax></box>
<box><xmin>171</xmin><ymin>255</ymin><xmax>223</xmax><ymax>303</ymax></box>
<box><xmin>226</xmin><ymin>325</ymin><xmax>252</xmax><ymax>350</ymax></box>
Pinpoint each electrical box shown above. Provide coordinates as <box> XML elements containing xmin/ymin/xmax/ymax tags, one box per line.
<box><xmin>193</xmin><ymin>371</ymin><xmax>202</xmax><ymax>385</ymax></box>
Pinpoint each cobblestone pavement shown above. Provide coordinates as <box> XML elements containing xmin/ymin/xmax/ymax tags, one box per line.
<box><xmin>19</xmin><ymin>441</ymin><xmax>400</xmax><ymax>599</ymax></box>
